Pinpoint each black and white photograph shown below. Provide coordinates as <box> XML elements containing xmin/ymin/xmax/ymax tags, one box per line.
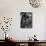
<box><xmin>20</xmin><ymin>12</ymin><xmax>32</xmax><ymax>28</ymax></box>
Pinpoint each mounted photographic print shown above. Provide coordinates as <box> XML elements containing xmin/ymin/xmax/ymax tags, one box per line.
<box><xmin>20</xmin><ymin>12</ymin><xmax>32</xmax><ymax>28</ymax></box>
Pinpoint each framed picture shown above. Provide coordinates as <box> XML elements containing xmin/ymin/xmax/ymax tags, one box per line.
<box><xmin>20</xmin><ymin>12</ymin><xmax>32</xmax><ymax>28</ymax></box>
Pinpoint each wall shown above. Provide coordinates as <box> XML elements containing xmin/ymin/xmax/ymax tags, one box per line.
<box><xmin>0</xmin><ymin>0</ymin><xmax>46</xmax><ymax>40</ymax></box>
